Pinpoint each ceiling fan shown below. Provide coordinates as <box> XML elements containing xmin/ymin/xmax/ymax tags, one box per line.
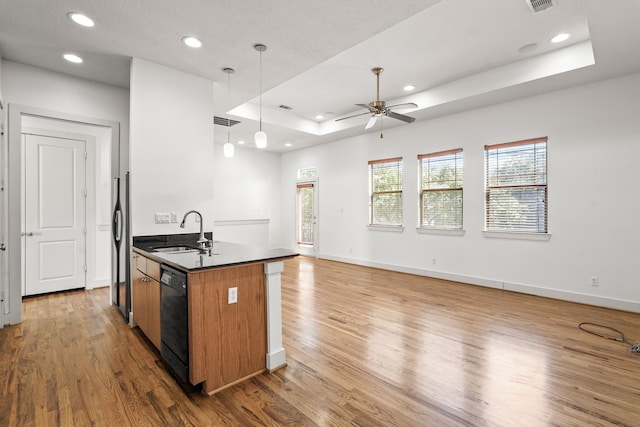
<box><xmin>336</xmin><ymin>67</ymin><xmax>417</xmax><ymax>129</ymax></box>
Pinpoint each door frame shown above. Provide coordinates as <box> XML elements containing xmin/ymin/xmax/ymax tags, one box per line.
<box><xmin>6</xmin><ymin>104</ymin><xmax>119</xmax><ymax>325</ymax></box>
<box><xmin>296</xmin><ymin>178</ymin><xmax>319</xmax><ymax>257</ymax></box>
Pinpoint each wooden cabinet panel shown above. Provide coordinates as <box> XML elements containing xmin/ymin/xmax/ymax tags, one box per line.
<box><xmin>131</xmin><ymin>251</ymin><xmax>161</xmax><ymax>350</ymax></box>
<box><xmin>189</xmin><ymin>263</ymin><xmax>266</xmax><ymax>394</ymax></box>
<box><xmin>132</xmin><ymin>260</ymin><xmax>145</xmax><ymax>330</ymax></box>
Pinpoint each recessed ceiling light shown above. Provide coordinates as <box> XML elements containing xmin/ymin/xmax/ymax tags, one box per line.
<box><xmin>403</xmin><ymin>84</ymin><xmax>415</xmax><ymax>91</ymax></box>
<box><xmin>550</xmin><ymin>33</ymin><xmax>570</xmax><ymax>43</ymax></box>
<box><xmin>315</xmin><ymin>115</ymin><xmax>324</xmax><ymax>120</ymax></box>
<box><xmin>182</xmin><ymin>36</ymin><xmax>203</xmax><ymax>48</ymax></box>
<box><xmin>237</xmin><ymin>140</ymin><xmax>245</xmax><ymax>145</ymax></box>
<box><xmin>285</xmin><ymin>143</ymin><xmax>292</xmax><ymax>147</ymax></box>
<box><xmin>518</xmin><ymin>43</ymin><xmax>539</xmax><ymax>54</ymax></box>
<box><xmin>68</xmin><ymin>12</ymin><xmax>94</xmax><ymax>27</ymax></box>
<box><xmin>63</xmin><ymin>53</ymin><xmax>83</xmax><ymax>64</ymax></box>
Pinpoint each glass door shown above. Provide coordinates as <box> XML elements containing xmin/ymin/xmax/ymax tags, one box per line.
<box><xmin>296</xmin><ymin>179</ymin><xmax>318</xmax><ymax>256</ymax></box>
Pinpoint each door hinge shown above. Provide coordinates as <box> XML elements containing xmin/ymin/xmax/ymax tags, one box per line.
<box><xmin>83</xmin><ymin>226</ymin><xmax>87</xmax><ymax>234</ymax></box>
<box><xmin>83</xmin><ymin>188</ymin><xmax>88</xmax><ymax>197</ymax></box>
<box><xmin>1</xmin><ymin>178</ymin><xmax>4</xmax><ymax>191</ymax></box>
<box><xmin>84</xmin><ymin>264</ymin><xmax>87</xmax><ymax>272</ymax></box>
<box><xmin>84</xmin><ymin>151</ymin><xmax>88</xmax><ymax>159</ymax></box>
<box><xmin>1</xmin><ymin>291</ymin><xmax>4</xmax><ymax>303</ymax></box>
<box><xmin>0</xmin><ymin>243</ymin><xmax>5</xmax><ymax>251</ymax></box>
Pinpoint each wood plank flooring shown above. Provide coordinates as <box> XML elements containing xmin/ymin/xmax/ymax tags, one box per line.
<box><xmin>1</xmin><ymin>256</ymin><xmax>640</xmax><ymax>426</ymax></box>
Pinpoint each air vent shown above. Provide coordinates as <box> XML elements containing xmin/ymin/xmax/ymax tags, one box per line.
<box><xmin>279</xmin><ymin>104</ymin><xmax>293</xmax><ymax>110</ymax></box>
<box><xmin>213</xmin><ymin>116</ymin><xmax>241</xmax><ymax>127</ymax></box>
<box><xmin>526</xmin><ymin>0</ymin><xmax>556</xmax><ymax>13</ymax></box>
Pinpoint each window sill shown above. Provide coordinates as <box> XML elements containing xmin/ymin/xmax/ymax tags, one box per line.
<box><xmin>482</xmin><ymin>231</ymin><xmax>551</xmax><ymax>241</ymax></box>
<box><xmin>416</xmin><ymin>227</ymin><xmax>465</xmax><ymax>236</ymax></box>
<box><xmin>367</xmin><ymin>225</ymin><xmax>404</xmax><ymax>233</ymax></box>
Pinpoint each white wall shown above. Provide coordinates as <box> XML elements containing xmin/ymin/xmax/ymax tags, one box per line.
<box><xmin>212</xmin><ymin>146</ymin><xmax>282</xmax><ymax>248</ymax></box>
<box><xmin>1</xmin><ymin>60</ymin><xmax>129</xmax><ymax>324</ymax></box>
<box><xmin>1</xmin><ymin>60</ymin><xmax>129</xmax><ymax>159</ymax></box>
<box><xmin>280</xmin><ymin>72</ymin><xmax>640</xmax><ymax>312</ymax></box>
<box><xmin>129</xmin><ymin>58</ymin><xmax>215</xmax><ymax>237</ymax></box>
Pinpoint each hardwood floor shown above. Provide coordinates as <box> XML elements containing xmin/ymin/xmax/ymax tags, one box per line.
<box><xmin>1</xmin><ymin>256</ymin><xmax>640</xmax><ymax>426</ymax></box>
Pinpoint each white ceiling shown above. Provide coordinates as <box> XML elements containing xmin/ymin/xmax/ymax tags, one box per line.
<box><xmin>1</xmin><ymin>0</ymin><xmax>639</xmax><ymax>153</ymax></box>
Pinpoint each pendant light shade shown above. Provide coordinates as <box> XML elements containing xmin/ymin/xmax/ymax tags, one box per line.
<box><xmin>254</xmin><ymin>43</ymin><xmax>267</xmax><ymax>149</ymax></box>
<box><xmin>254</xmin><ymin>130</ymin><xmax>267</xmax><ymax>149</ymax></box>
<box><xmin>223</xmin><ymin>141</ymin><xmax>235</xmax><ymax>157</ymax></box>
<box><xmin>223</xmin><ymin>67</ymin><xmax>235</xmax><ymax>158</ymax></box>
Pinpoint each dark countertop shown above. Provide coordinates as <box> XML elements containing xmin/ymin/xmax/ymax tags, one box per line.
<box><xmin>132</xmin><ymin>233</ymin><xmax>298</xmax><ymax>272</ymax></box>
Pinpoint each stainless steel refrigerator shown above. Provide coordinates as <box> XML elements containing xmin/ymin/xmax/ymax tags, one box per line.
<box><xmin>112</xmin><ymin>172</ymin><xmax>131</xmax><ymax>322</ymax></box>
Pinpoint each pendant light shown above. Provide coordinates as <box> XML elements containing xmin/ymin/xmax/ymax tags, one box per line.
<box><xmin>222</xmin><ymin>67</ymin><xmax>235</xmax><ymax>158</ymax></box>
<box><xmin>254</xmin><ymin>43</ymin><xmax>268</xmax><ymax>149</ymax></box>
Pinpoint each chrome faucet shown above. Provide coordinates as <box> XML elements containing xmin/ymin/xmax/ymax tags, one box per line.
<box><xmin>179</xmin><ymin>210</ymin><xmax>209</xmax><ymax>252</ymax></box>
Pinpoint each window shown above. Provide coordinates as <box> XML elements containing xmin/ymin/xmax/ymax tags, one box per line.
<box><xmin>485</xmin><ymin>137</ymin><xmax>547</xmax><ymax>233</ymax></box>
<box><xmin>369</xmin><ymin>157</ymin><xmax>403</xmax><ymax>226</ymax></box>
<box><xmin>298</xmin><ymin>167</ymin><xmax>316</xmax><ymax>179</ymax></box>
<box><xmin>418</xmin><ymin>149</ymin><xmax>463</xmax><ymax>229</ymax></box>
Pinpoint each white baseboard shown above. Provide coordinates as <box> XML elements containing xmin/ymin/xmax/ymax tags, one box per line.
<box><xmin>266</xmin><ymin>348</ymin><xmax>286</xmax><ymax>371</ymax></box>
<box><xmin>318</xmin><ymin>253</ymin><xmax>640</xmax><ymax>313</ymax></box>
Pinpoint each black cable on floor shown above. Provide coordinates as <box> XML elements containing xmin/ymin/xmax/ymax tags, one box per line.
<box><xmin>578</xmin><ymin>322</ymin><xmax>640</xmax><ymax>354</ymax></box>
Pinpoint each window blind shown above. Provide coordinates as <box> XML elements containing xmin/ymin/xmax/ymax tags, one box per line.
<box><xmin>418</xmin><ymin>149</ymin><xmax>463</xmax><ymax>229</ymax></box>
<box><xmin>369</xmin><ymin>157</ymin><xmax>403</xmax><ymax>226</ymax></box>
<box><xmin>485</xmin><ymin>137</ymin><xmax>547</xmax><ymax>232</ymax></box>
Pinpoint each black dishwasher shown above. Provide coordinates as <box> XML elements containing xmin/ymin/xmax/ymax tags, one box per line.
<box><xmin>160</xmin><ymin>264</ymin><xmax>189</xmax><ymax>383</ymax></box>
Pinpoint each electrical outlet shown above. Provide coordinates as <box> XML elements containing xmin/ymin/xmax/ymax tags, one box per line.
<box><xmin>432</xmin><ymin>257</ymin><xmax>437</xmax><ymax>265</ymax></box>
<box><xmin>590</xmin><ymin>276</ymin><xmax>599</xmax><ymax>287</ymax></box>
<box><xmin>228</xmin><ymin>287</ymin><xmax>238</xmax><ymax>304</ymax></box>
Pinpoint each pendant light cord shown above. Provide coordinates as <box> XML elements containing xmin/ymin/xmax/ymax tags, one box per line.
<box><xmin>227</xmin><ymin>70</ymin><xmax>231</xmax><ymax>143</ymax></box>
<box><xmin>259</xmin><ymin>47</ymin><xmax>263</xmax><ymax>131</ymax></box>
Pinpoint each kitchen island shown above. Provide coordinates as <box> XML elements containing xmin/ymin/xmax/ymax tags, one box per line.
<box><xmin>131</xmin><ymin>234</ymin><xmax>297</xmax><ymax>395</ymax></box>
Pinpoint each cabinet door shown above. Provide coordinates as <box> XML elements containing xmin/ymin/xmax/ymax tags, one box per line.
<box><xmin>147</xmin><ymin>278</ymin><xmax>161</xmax><ymax>350</ymax></box>
<box><xmin>132</xmin><ymin>264</ymin><xmax>147</xmax><ymax>331</ymax></box>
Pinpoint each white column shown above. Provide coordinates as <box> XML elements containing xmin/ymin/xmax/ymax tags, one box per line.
<box><xmin>264</xmin><ymin>260</ymin><xmax>286</xmax><ymax>370</ymax></box>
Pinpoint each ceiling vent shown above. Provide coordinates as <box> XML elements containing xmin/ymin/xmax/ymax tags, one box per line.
<box><xmin>526</xmin><ymin>0</ymin><xmax>557</xmax><ymax>13</ymax></box>
<box><xmin>279</xmin><ymin>104</ymin><xmax>293</xmax><ymax>110</ymax></box>
<box><xmin>213</xmin><ymin>116</ymin><xmax>240</xmax><ymax>127</ymax></box>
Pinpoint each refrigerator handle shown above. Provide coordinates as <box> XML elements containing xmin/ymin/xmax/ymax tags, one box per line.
<box><xmin>114</xmin><ymin>209</ymin><xmax>123</xmax><ymax>242</ymax></box>
<box><xmin>112</xmin><ymin>177</ymin><xmax>122</xmax><ymax>248</ymax></box>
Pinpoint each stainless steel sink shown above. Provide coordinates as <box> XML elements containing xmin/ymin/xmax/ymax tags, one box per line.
<box><xmin>153</xmin><ymin>246</ymin><xmax>199</xmax><ymax>254</ymax></box>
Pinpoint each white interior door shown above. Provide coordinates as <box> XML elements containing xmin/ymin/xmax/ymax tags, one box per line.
<box><xmin>296</xmin><ymin>179</ymin><xmax>319</xmax><ymax>257</ymax></box>
<box><xmin>24</xmin><ymin>133</ymin><xmax>87</xmax><ymax>295</ymax></box>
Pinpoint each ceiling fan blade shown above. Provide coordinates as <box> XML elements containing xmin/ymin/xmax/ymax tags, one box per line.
<box><xmin>387</xmin><ymin>102</ymin><xmax>418</xmax><ymax>110</ymax></box>
<box><xmin>365</xmin><ymin>115</ymin><xmax>378</xmax><ymax>129</ymax></box>
<box><xmin>335</xmin><ymin>111</ymin><xmax>371</xmax><ymax>122</ymax></box>
<box><xmin>386</xmin><ymin>110</ymin><xmax>416</xmax><ymax>123</ymax></box>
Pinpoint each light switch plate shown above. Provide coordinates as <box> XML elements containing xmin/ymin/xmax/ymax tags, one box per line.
<box><xmin>154</xmin><ymin>213</ymin><xmax>171</xmax><ymax>224</ymax></box>
<box><xmin>228</xmin><ymin>287</ymin><xmax>238</xmax><ymax>304</ymax></box>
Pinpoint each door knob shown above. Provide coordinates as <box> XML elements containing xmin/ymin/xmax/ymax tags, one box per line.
<box><xmin>21</xmin><ymin>232</ymin><xmax>34</xmax><ymax>236</ymax></box>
